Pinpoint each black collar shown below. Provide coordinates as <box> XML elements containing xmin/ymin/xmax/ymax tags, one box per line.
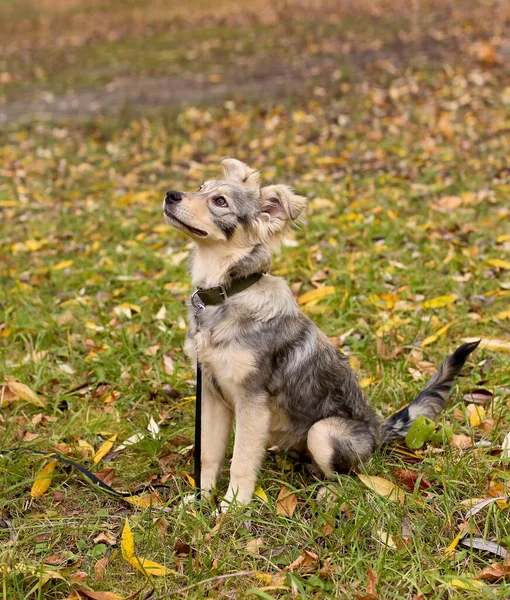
<box><xmin>191</xmin><ymin>272</ymin><xmax>264</xmax><ymax>308</ymax></box>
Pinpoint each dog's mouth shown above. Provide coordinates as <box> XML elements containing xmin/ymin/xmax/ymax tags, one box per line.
<box><xmin>164</xmin><ymin>210</ymin><xmax>208</xmax><ymax>237</ymax></box>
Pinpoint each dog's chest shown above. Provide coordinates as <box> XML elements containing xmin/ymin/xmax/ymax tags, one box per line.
<box><xmin>193</xmin><ymin>321</ymin><xmax>257</xmax><ymax>404</ymax></box>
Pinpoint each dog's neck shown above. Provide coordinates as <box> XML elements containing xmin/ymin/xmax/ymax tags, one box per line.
<box><xmin>190</xmin><ymin>243</ymin><xmax>271</xmax><ymax>289</ymax></box>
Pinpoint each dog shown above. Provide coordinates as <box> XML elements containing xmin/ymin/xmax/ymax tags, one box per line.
<box><xmin>163</xmin><ymin>158</ymin><xmax>479</xmax><ymax>509</ymax></box>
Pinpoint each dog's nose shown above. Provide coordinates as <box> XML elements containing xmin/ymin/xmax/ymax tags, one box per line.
<box><xmin>165</xmin><ymin>190</ymin><xmax>182</xmax><ymax>204</ymax></box>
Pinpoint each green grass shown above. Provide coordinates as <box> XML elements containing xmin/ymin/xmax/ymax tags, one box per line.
<box><xmin>1</xmin><ymin>2</ymin><xmax>510</xmax><ymax>599</ymax></box>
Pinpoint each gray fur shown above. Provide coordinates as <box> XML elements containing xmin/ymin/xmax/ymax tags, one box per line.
<box><xmin>165</xmin><ymin>159</ymin><xmax>479</xmax><ymax>506</ymax></box>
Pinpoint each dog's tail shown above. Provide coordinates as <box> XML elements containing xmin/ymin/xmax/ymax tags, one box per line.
<box><xmin>380</xmin><ymin>340</ymin><xmax>480</xmax><ymax>444</ymax></box>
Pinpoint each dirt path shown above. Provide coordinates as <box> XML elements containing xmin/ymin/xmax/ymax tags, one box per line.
<box><xmin>0</xmin><ymin>61</ymin><xmax>330</xmax><ymax>123</ymax></box>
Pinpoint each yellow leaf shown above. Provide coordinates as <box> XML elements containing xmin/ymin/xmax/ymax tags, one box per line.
<box><xmin>77</xmin><ymin>439</ymin><xmax>94</xmax><ymax>454</ymax></box>
<box><xmin>128</xmin><ymin>555</ymin><xmax>174</xmax><ymax>577</ymax></box>
<box><xmin>93</xmin><ymin>434</ymin><xmax>118</xmax><ymax>464</ymax></box>
<box><xmin>379</xmin><ymin>293</ymin><xmax>400</xmax><ymax>309</ymax></box>
<box><xmin>468</xmin><ymin>404</ymin><xmax>486</xmax><ymax>427</ymax></box>
<box><xmin>51</xmin><ymin>259</ymin><xmax>73</xmax><ymax>271</ymax></box>
<box><xmin>298</xmin><ymin>286</ymin><xmax>336</xmax><ymax>306</ymax></box>
<box><xmin>359</xmin><ymin>377</ymin><xmax>375</xmax><ymax>388</ymax></box>
<box><xmin>254</xmin><ymin>487</ymin><xmax>268</xmax><ymax>502</ymax></box>
<box><xmin>357</xmin><ymin>474</ymin><xmax>405</xmax><ymax>504</ymax></box>
<box><xmin>445</xmin><ymin>530</ymin><xmax>466</xmax><ymax>556</ymax></box>
<box><xmin>7</xmin><ymin>380</ymin><xmax>46</xmax><ymax>407</ymax></box>
<box><xmin>184</xmin><ymin>473</ymin><xmax>195</xmax><ymax>487</ymax></box>
<box><xmin>487</xmin><ymin>259</ymin><xmax>510</xmax><ymax>270</ymax></box>
<box><xmin>494</xmin><ymin>310</ymin><xmax>510</xmax><ymax>320</ymax></box>
<box><xmin>121</xmin><ymin>518</ymin><xmax>135</xmax><ymax>560</ymax></box>
<box><xmin>421</xmin><ymin>335</ymin><xmax>438</xmax><ymax>347</ymax></box>
<box><xmin>422</xmin><ymin>295</ymin><xmax>457</xmax><ymax>309</ymax></box>
<box><xmin>31</xmin><ymin>460</ymin><xmax>57</xmax><ymax>497</ymax></box>
<box><xmin>124</xmin><ymin>495</ymin><xmax>159</xmax><ymax>508</ymax></box>
<box><xmin>435</xmin><ymin>322</ymin><xmax>454</xmax><ymax>336</ymax></box>
<box><xmin>462</xmin><ymin>337</ymin><xmax>510</xmax><ymax>352</ymax></box>
<box><xmin>449</xmin><ymin>578</ymin><xmax>484</xmax><ymax>590</ymax></box>
<box><xmin>25</xmin><ymin>239</ymin><xmax>45</xmax><ymax>251</ymax></box>
<box><xmin>254</xmin><ymin>572</ymin><xmax>273</xmax><ymax>584</ymax></box>
<box><xmin>496</xmin><ymin>234</ymin><xmax>510</xmax><ymax>243</ymax></box>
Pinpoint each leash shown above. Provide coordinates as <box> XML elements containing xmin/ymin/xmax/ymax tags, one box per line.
<box><xmin>190</xmin><ymin>272</ymin><xmax>265</xmax><ymax>500</ymax></box>
<box><xmin>0</xmin><ymin>446</ymin><xmax>172</xmax><ymax>503</ymax></box>
<box><xmin>194</xmin><ymin>361</ymin><xmax>202</xmax><ymax>499</ymax></box>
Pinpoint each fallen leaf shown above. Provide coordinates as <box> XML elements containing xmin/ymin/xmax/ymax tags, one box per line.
<box><xmin>487</xmin><ymin>259</ymin><xmax>510</xmax><ymax>270</ymax></box>
<box><xmin>463</xmin><ymin>389</ymin><xmax>493</xmax><ymax>405</ymax></box>
<box><xmin>393</xmin><ymin>469</ymin><xmax>431</xmax><ymax>492</ymax></box>
<box><xmin>93</xmin><ymin>557</ymin><xmax>109</xmax><ymax>581</ymax></box>
<box><xmin>95</xmin><ymin>468</ymin><xmax>115</xmax><ymax>487</ymax></box>
<box><xmin>254</xmin><ymin>487</ymin><xmax>267</xmax><ymax>502</ymax></box>
<box><xmin>503</xmin><ymin>433</ymin><xmax>510</xmax><ymax>459</ymax></box>
<box><xmin>128</xmin><ymin>555</ymin><xmax>175</xmax><ymax>577</ymax></box>
<box><xmin>297</xmin><ymin>286</ymin><xmax>335</xmax><ymax>306</ymax></box>
<box><xmin>477</xmin><ymin>558</ymin><xmax>510</xmax><ymax>582</ymax></box>
<box><xmin>462</xmin><ymin>337</ymin><xmax>510</xmax><ymax>353</ymax></box>
<box><xmin>460</xmin><ymin>536</ymin><xmax>509</xmax><ymax>558</ymax></box>
<box><xmin>31</xmin><ymin>460</ymin><xmax>57</xmax><ymax>498</ymax></box>
<box><xmin>93</xmin><ymin>434</ymin><xmax>118</xmax><ymax>464</ymax></box>
<box><xmin>357</xmin><ymin>567</ymin><xmax>378</xmax><ymax>600</ymax></box>
<box><xmin>76</xmin><ymin>588</ymin><xmax>124</xmax><ymax>600</ymax></box>
<box><xmin>154</xmin><ymin>305</ymin><xmax>167</xmax><ymax>320</ymax></box>
<box><xmin>358</xmin><ymin>474</ymin><xmax>405</xmax><ymax>504</ymax></box>
<box><xmin>245</xmin><ymin>538</ymin><xmax>265</xmax><ymax>554</ymax></box>
<box><xmin>467</xmin><ymin>404</ymin><xmax>486</xmax><ymax>427</ymax></box>
<box><xmin>451</xmin><ymin>434</ymin><xmax>473</xmax><ymax>449</ymax></box>
<box><xmin>147</xmin><ymin>416</ymin><xmax>160</xmax><ymax>438</ymax></box>
<box><xmin>464</xmin><ymin>496</ymin><xmax>509</xmax><ymax>519</ymax></box>
<box><xmin>445</xmin><ymin>529</ymin><xmax>466</xmax><ymax>556</ymax></box>
<box><xmin>163</xmin><ymin>354</ymin><xmax>175</xmax><ymax>376</ymax></box>
<box><xmin>422</xmin><ymin>295</ymin><xmax>457</xmax><ymax>309</ymax></box>
<box><xmin>121</xmin><ymin>518</ymin><xmax>135</xmax><ymax>560</ymax></box>
<box><xmin>276</xmin><ymin>485</ymin><xmax>298</xmax><ymax>517</ymax></box>
<box><xmin>93</xmin><ymin>531</ymin><xmax>117</xmax><ymax>546</ymax></box>
<box><xmin>52</xmin><ymin>259</ymin><xmax>73</xmax><ymax>271</ymax></box>
<box><xmin>433</xmin><ymin>196</ymin><xmax>462</xmax><ymax>212</ymax></box>
<box><xmin>6</xmin><ymin>380</ymin><xmax>46</xmax><ymax>407</ymax></box>
<box><xmin>449</xmin><ymin>578</ymin><xmax>484</xmax><ymax>590</ymax></box>
<box><xmin>286</xmin><ymin>549</ymin><xmax>319</xmax><ymax>572</ymax></box>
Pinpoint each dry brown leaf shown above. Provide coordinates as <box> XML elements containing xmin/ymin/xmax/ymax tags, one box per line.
<box><xmin>477</xmin><ymin>557</ymin><xmax>510</xmax><ymax>582</ymax></box>
<box><xmin>433</xmin><ymin>196</ymin><xmax>462</xmax><ymax>212</ymax></box>
<box><xmin>163</xmin><ymin>354</ymin><xmax>175</xmax><ymax>375</ymax></box>
<box><xmin>76</xmin><ymin>588</ymin><xmax>124</xmax><ymax>600</ymax></box>
<box><xmin>393</xmin><ymin>469</ymin><xmax>431</xmax><ymax>492</ymax></box>
<box><xmin>276</xmin><ymin>485</ymin><xmax>298</xmax><ymax>517</ymax></box>
<box><xmin>95</xmin><ymin>468</ymin><xmax>115</xmax><ymax>487</ymax></box>
<box><xmin>451</xmin><ymin>434</ymin><xmax>473</xmax><ymax>449</ymax></box>
<box><xmin>357</xmin><ymin>567</ymin><xmax>378</xmax><ymax>600</ymax></box>
<box><xmin>245</xmin><ymin>538</ymin><xmax>264</xmax><ymax>554</ymax></box>
<box><xmin>285</xmin><ymin>549</ymin><xmax>319</xmax><ymax>573</ymax></box>
<box><xmin>93</xmin><ymin>557</ymin><xmax>109</xmax><ymax>581</ymax></box>
<box><xmin>94</xmin><ymin>531</ymin><xmax>117</xmax><ymax>546</ymax></box>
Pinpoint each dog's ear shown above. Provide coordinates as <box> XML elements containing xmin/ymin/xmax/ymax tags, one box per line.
<box><xmin>221</xmin><ymin>158</ymin><xmax>260</xmax><ymax>193</ymax></box>
<box><xmin>259</xmin><ymin>185</ymin><xmax>306</xmax><ymax>232</ymax></box>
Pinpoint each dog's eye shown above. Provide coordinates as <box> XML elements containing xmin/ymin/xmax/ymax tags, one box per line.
<box><xmin>213</xmin><ymin>196</ymin><xmax>228</xmax><ymax>207</ymax></box>
<box><xmin>197</xmin><ymin>185</ymin><xmax>203</xmax><ymax>192</ymax></box>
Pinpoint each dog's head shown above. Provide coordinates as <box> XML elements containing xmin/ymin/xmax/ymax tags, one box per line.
<box><xmin>163</xmin><ymin>159</ymin><xmax>306</xmax><ymax>249</ymax></box>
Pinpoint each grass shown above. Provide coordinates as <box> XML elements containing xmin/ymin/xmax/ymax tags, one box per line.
<box><xmin>1</xmin><ymin>1</ymin><xmax>510</xmax><ymax>599</ymax></box>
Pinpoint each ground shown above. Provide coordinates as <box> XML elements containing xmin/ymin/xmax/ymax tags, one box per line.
<box><xmin>1</xmin><ymin>0</ymin><xmax>510</xmax><ymax>599</ymax></box>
